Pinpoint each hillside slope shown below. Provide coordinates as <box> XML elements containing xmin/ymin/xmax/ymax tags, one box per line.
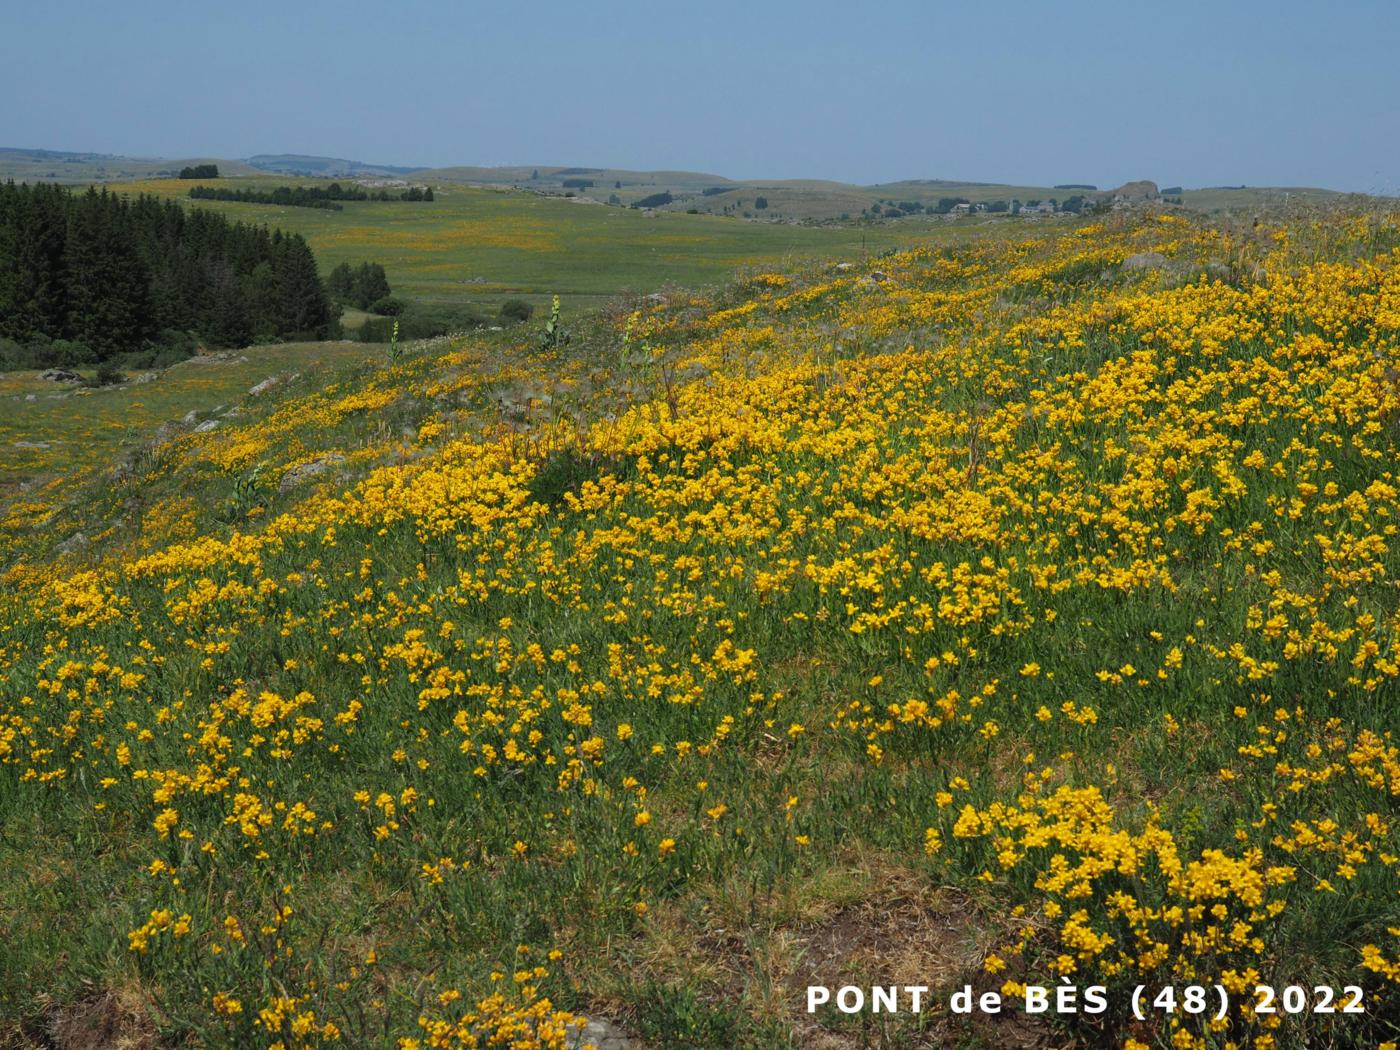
<box><xmin>3</xmin><ymin>210</ymin><xmax>1400</xmax><ymax>1048</ymax></box>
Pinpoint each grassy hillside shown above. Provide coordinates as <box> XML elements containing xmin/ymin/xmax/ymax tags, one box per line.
<box><xmin>0</xmin><ymin>342</ymin><xmax>390</xmax><ymax>499</ymax></box>
<box><xmin>2</xmin><ymin>207</ymin><xmax>1399</xmax><ymax>1048</ymax></box>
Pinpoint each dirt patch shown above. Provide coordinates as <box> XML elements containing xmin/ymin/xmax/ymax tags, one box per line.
<box><xmin>789</xmin><ymin>890</ymin><xmax>1055</xmax><ymax>1048</ymax></box>
<box><xmin>46</xmin><ymin>988</ymin><xmax>159</xmax><ymax>1050</ymax></box>
<box><xmin>791</xmin><ymin>889</ymin><xmax>981</xmax><ymax>992</ymax></box>
<box><xmin>627</xmin><ymin>861</ymin><xmax>1058</xmax><ymax>1048</ymax></box>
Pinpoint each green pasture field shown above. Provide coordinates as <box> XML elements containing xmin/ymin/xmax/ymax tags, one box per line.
<box><xmin>103</xmin><ymin>176</ymin><xmax>997</xmax><ymax>310</ymax></box>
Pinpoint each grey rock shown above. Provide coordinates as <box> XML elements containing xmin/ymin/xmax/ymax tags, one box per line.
<box><xmin>193</xmin><ymin>419</ymin><xmax>220</xmax><ymax>433</ymax></box>
<box><xmin>565</xmin><ymin>1018</ymin><xmax>635</xmax><ymax>1049</ymax></box>
<box><xmin>24</xmin><ymin>394</ymin><xmax>36</xmax><ymax>401</ymax></box>
<box><xmin>278</xmin><ymin>453</ymin><xmax>346</xmax><ymax>493</ymax></box>
<box><xmin>1122</xmin><ymin>251</ymin><xmax>1169</xmax><ymax>271</ymax></box>
<box><xmin>12</xmin><ymin>440</ymin><xmax>50</xmax><ymax>449</ymax></box>
<box><xmin>182</xmin><ymin>410</ymin><xmax>200</xmax><ymax>424</ymax></box>
<box><xmin>248</xmin><ymin>376</ymin><xmax>279</xmax><ymax>396</ymax></box>
<box><xmin>858</xmin><ymin>270</ymin><xmax>890</xmax><ymax>286</ymax></box>
<box><xmin>40</xmin><ymin>368</ymin><xmax>82</xmax><ymax>383</ymax></box>
<box><xmin>57</xmin><ymin>532</ymin><xmax>89</xmax><ymax>554</ymax></box>
<box><xmin>1202</xmin><ymin>258</ymin><xmax>1233</xmax><ymax>282</ymax></box>
<box><xmin>832</xmin><ymin>261</ymin><xmax>854</xmax><ymax>272</ymax></box>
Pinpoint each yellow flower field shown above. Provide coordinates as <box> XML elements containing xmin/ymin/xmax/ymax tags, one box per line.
<box><xmin>2</xmin><ymin>209</ymin><xmax>1398</xmax><ymax>1048</ymax></box>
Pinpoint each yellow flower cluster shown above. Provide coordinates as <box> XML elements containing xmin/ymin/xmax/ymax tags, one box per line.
<box><xmin>2</xmin><ymin>208</ymin><xmax>1399</xmax><ymax>1044</ymax></box>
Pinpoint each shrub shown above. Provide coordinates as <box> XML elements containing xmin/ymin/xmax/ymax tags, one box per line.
<box><xmin>527</xmin><ymin>447</ymin><xmax>606</xmax><ymax>508</ymax></box>
<box><xmin>369</xmin><ymin>296</ymin><xmax>406</xmax><ymax>317</ymax></box>
<box><xmin>499</xmin><ymin>300</ymin><xmax>534</xmax><ymax>323</ymax></box>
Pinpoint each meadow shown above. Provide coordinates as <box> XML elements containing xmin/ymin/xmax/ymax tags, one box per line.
<box><xmin>1</xmin><ymin>207</ymin><xmax>1399</xmax><ymax>1050</ymax></box>
<box><xmin>102</xmin><ymin>177</ymin><xmax>972</xmax><ymax>311</ymax></box>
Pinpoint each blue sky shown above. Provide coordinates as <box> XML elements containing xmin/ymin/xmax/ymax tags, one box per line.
<box><xmin>4</xmin><ymin>0</ymin><xmax>1398</xmax><ymax>192</ymax></box>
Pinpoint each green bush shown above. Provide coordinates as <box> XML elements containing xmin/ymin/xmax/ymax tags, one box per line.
<box><xmin>357</xmin><ymin>302</ymin><xmax>487</xmax><ymax>343</ymax></box>
<box><xmin>499</xmin><ymin>300</ymin><xmax>534</xmax><ymax>323</ymax></box>
<box><xmin>369</xmin><ymin>296</ymin><xmax>406</xmax><ymax>317</ymax></box>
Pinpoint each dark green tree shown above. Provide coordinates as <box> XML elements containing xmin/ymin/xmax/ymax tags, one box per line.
<box><xmin>274</xmin><ymin>235</ymin><xmax>333</xmax><ymax>338</ymax></box>
<box><xmin>64</xmin><ymin>189</ymin><xmax>151</xmax><ymax>355</ymax></box>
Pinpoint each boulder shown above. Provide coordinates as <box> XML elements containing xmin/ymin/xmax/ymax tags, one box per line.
<box><xmin>565</xmin><ymin>1018</ymin><xmax>635</xmax><ymax>1049</ymax></box>
<box><xmin>193</xmin><ymin>419</ymin><xmax>220</xmax><ymax>433</ymax></box>
<box><xmin>278</xmin><ymin>453</ymin><xmax>346</xmax><ymax>493</ymax></box>
<box><xmin>1122</xmin><ymin>252</ymin><xmax>1169</xmax><ymax>271</ymax></box>
<box><xmin>40</xmin><ymin>368</ymin><xmax>82</xmax><ymax>383</ymax></box>
<box><xmin>57</xmin><ymin>532</ymin><xmax>89</xmax><ymax>554</ymax></box>
<box><xmin>248</xmin><ymin>376</ymin><xmax>279</xmax><ymax>396</ymax></box>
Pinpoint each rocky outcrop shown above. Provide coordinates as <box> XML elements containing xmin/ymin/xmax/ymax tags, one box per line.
<box><xmin>565</xmin><ymin>1018</ymin><xmax>635</xmax><ymax>1049</ymax></box>
<box><xmin>1122</xmin><ymin>251</ymin><xmax>1169</xmax><ymax>271</ymax></box>
<box><xmin>279</xmin><ymin>453</ymin><xmax>346</xmax><ymax>493</ymax></box>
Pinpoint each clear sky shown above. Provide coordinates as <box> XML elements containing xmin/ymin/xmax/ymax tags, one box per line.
<box><xmin>4</xmin><ymin>0</ymin><xmax>1398</xmax><ymax>192</ymax></box>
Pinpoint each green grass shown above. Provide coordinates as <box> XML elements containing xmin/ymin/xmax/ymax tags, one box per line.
<box><xmin>0</xmin><ymin>341</ymin><xmax>388</xmax><ymax>495</ymax></box>
<box><xmin>107</xmin><ymin>177</ymin><xmax>978</xmax><ymax>312</ymax></box>
<box><xmin>3</xmin><ymin>198</ymin><xmax>1397</xmax><ymax>1050</ymax></box>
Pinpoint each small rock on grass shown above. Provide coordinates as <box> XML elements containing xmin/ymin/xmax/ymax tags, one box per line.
<box><xmin>279</xmin><ymin>453</ymin><xmax>347</xmax><ymax>494</ymax></box>
<box><xmin>1122</xmin><ymin>251</ymin><xmax>1169</xmax><ymax>271</ymax></box>
<box><xmin>565</xmin><ymin>1018</ymin><xmax>635</xmax><ymax>1050</ymax></box>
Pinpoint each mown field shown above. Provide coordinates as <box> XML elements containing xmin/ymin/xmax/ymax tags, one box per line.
<box><xmin>2</xmin><ymin>209</ymin><xmax>1399</xmax><ymax>1050</ymax></box>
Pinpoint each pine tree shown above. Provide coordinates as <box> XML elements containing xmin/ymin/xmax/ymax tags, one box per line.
<box><xmin>0</xmin><ymin>182</ymin><xmax>69</xmax><ymax>342</ymax></box>
<box><xmin>206</xmin><ymin>261</ymin><xmax>252</xmax><ymax>347</ymax></box>
<box><xmin>327</xmin><ymin>262</ymin><xmax>354</xmax><ymax>303</ymax></box>
<box><xmin>64</xmin><ymin>189</ymin><xmax>151</xmax><ymax>355</ymax></box>
<box><xmin>273</xmin><ymin>235</ymin><xmax>332</xmax><ymax>338</ymax></box>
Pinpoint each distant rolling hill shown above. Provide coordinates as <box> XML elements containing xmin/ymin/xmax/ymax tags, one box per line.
<box><xmin>0</xmin><ymin>146</ymin><xmax>1365</xmax><ymax>217</ymax></box>
<box><xmin>244</xmin><ymin>154</ymin><xmax>423</xmax><ymax>178</ymax></box>
<box><xmin>0</xmin><ymin>147</ymin><xmax>263</xmax><ymax>183</ymax></box>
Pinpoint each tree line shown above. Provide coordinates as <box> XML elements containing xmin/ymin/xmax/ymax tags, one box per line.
<box><xmin>0</xmin><ymin>181</ymin><xmax>335</xmax><ymax>368</ymax></box>
<box><xmin>189</xmin><ymin>183</ymin><xmax>434</xmax><ymax>210</ymax></box>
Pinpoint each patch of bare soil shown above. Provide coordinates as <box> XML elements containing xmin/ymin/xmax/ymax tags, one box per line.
<box><xmin>788</xmin><ymin>889</ymin><xmax>1058</xmax><ymax>1049</ymax></box>
<box><xmin>45</xmin><ymin>988</ymin><xmax>159</xmax><ymax>1050</ymax></box>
